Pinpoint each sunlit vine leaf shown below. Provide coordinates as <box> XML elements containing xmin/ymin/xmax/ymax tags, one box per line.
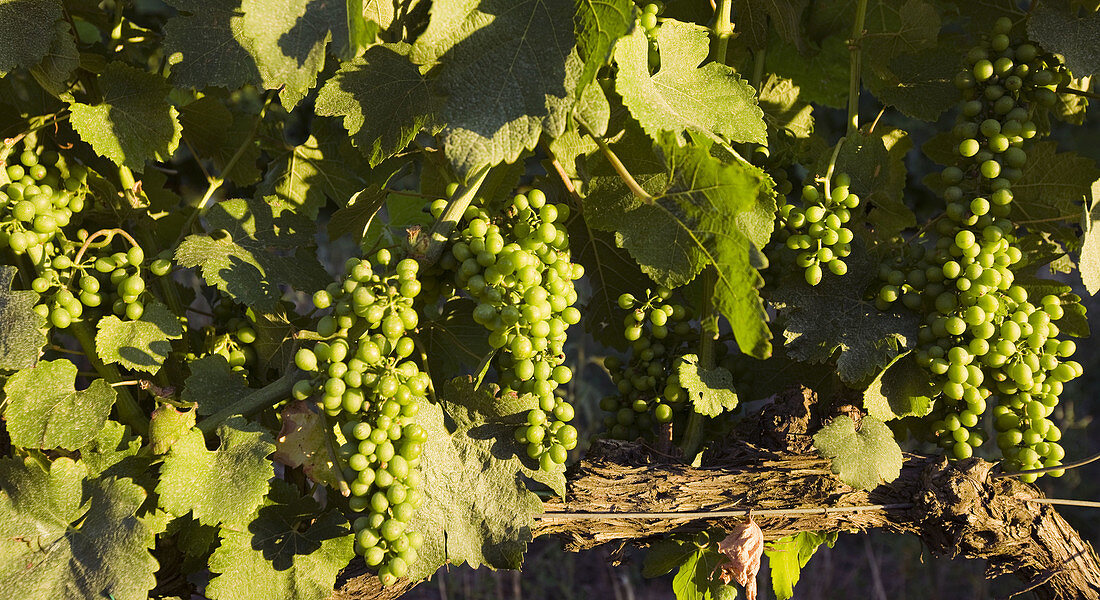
<box><xmin>813</xmin><ymin>414</ymin><xmax>903</xmax><ymax>490</ymax></box>
<box><xmin>156</xmin><ymin>418</ymin><xmax>275</xmax><ymax>527</ymax></box>
<box><xmin>677</xmin><ymin>353</ymin><xmax>740</xmax><ymax>417</ymax></box>
<box><xmin>69</xmin><ymin>62</ymin><xmax>182</xmax><ymax>171</ymax></box>
<box><xmin>765</xmin><ymin>531</ymin><xmax>837</xmax><ymax>600</ymax></box>
<box><xmin>0</xmin><ymin>458</ymin><xmax>157</xmax><ymax>600</ymax></box>
<box><xmin>95</xmin><ymin>301</ymin><xmax>183</xmax><ymax>374</ymax></box>
<box><xmin>272</xmin><ymin>401</ymin><xmax>346</xmax><ymax>491</ymax></box>
<box><xmin>2</xmin><ymin>359</ymin><xmax>116</xmax><ymax>450</ymax></box>
<box><xmin>862</xmin><ymin>351</ymin><xmax>935</xmax><ymax>421</ymax></box>
<box><xmin>410</xmin><ymin>0</ymin><xmax>582</xmax><ymax>177</ymax></box>
<box><xmin>205</xmin><ymin>481</ymin><xmax>354</xmax><ymax>600</ymax></box>
<box><xmin>1079</xmin><ymin>180</ymin><xmax>1100</xmax><ymax>295</ymax></box>
<box><xmin>149</xmin><ymin>404</ymin><xmax>197</xmax><ymax>454</ymax></box>
<box><xmin>615</xmin><ymin>20</ymin><xmax>766</xmax><ymax>146</ymax></box>
<box><xmin>574</xmin><ymin>0</ymin><xmax>634</xmax><ymax>95</ymax></box>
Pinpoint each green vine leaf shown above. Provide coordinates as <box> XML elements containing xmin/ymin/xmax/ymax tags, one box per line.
<box><xmin>734</xmin><ymin>0</ymin><xmax>810</xmax><ymax>52</ymax></box>
<box><xmin>1028</xmin><ymin>2</ymin><xmax>1100</xmax><ymax>78</ymax></box>
<box><xmin>813</xmin><ymin>414</ymin><xmax>903</xmax><ymax>491</ymax></box>
<box><xmin>0</xmin><ymin>0</ymin><xmax>62</xmax><ymax>76</ymax></box>
<box><xmin>149</xmin><ymin>404</ymin><xmax>197</xmax><ymax>454</ymax></box>
<box><xmin>671</xmin><ymin>547</ymin><xmax>722</xmax><ymax>600</ymax></box>
<box><xmin>163</xmin><ymin>0</ymin><xmax>345</xmax><ymax>109</ymax></box>
<box><xmin>178</xmin><ymin>96</ymin><xmax>263</xmax><ymax>185</ymax></box>
<box><xmin>765</xmin><ymin>34</ymin><xmax>849</xmax><ymax>109</ymax></box>
<box><xmin>758</xmin><ymin>74</ymin><xmax>814</xmax><ymax>139</ymax></box>
<box><xmin>419</xmin><ymin>298</ymin><xmax>494</xmax><ymax>376</ymax></box>
<box><xmin>205</xmin><ymin>481</ymin><xmax>354</xmax><ymax>600</ymax></box>
<box><xmin>316</xmin><ymin>43</ymin><xmax>439</xmax><ymax>168</ymax></box>
<box><xmin>156</xmin><ymin>417</ymin><xmax>275</xmax><ymax>527</ymax></box>
<box><xmin>410</xmin><ymin>0</ymin><xmax>582</xmax><ymax>177</ymax></box>
<box><xmin>95</xmin><ymin>301</ymin><xmax>183</xmax><ymax>374</ymax></box>
<box><xmin>1010</xmin><ymin>142</ymin><xmax>1100</xmax><ymax>240</ymax></box>
<box><xmin>615</xmin><ymin>20</ymin><xmax>766</xmax><ymax>146</ymax></box>
<box><xmin>1079</xmin><ymin>180</ymin><xmax>1100</xmax><ymax>295</ymax></box>
<box><xmin>2</xmin><ymin>359</ymin><xmax>116</xmax><ymax>450</ymax></box>
<box><xmin>642</xmin><ymin>537</ymin><xmax>695</xmax><ymax>577</ymax></box>
<box><xmin>863</xmin><ymin>351</ymin><xmax>935</xmax><ymax>421</ymax></box>
<box><xmin>866</xmin><ymin>46</ymin><xmax>961</xmax><ymax>122</ymax></box>
<box><xmin>79</xmin><ymin>420</ymin><xmax>145</xmax><ymax>479</ymax></box>
<box><xmin>0</xmin><ymin>457</ymin><xmax>158</xmax><ymax>600</ymax></box>
<box><xmin>765</xmin><ymin>532</ymin><xmax>837</xmax><ymax>600</ymax></box>
<box><xmin>585</xmin><ymin>128</ymin><xmax>777</xmax><ymax>358</ymax></box>
<box><xmin>69</xmin><ymin>62</ymin><xmax>182</xmax><ymax>171</ymax></box>
<box><xmin>0</xmin><ymin>265</ymin><xmax>46</xmax><ymax>371</ymax></box>
<box><xmin>832</xmin><ymin>128</ymin><xmax>915</xmax><ymax>238</ymax></box>
<box><xmin>574</xmin><ymin>0</ymin><xmax>635</xmax><ymax>95</ymax></box>
<box><xmin>181</xmin><ymin>355</ymin><xmax>251</xmax><ymax>416</ymax></box>
<box><xmin>677</xmin><ymin>354</ymin><xmax>740</xmax><ymax>417</ymax></box>
<box><xmin>566</xmin><ymin>220</ymin><xmax>651</xmax><ymax>351</ymax></box>
<box><xmin>406</xmin><ymin>381</ymin><xmax>551</xmax><ymax>581</ymax></box>
<box><xmin>29</xmin><ymin>20</ymin><xmax>79</xmax><ymax>97</ymax></box>
<box><xmin>771</xmin><ymin>248</ymin><xmax>919</xmax><ymax>384</ymax></box>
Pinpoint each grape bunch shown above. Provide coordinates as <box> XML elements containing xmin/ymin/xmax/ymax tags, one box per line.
<box><xmin>638</xmin><ymin>2</ymin><xmax>662</xmax><ymax>70</ymax></box>
<box><xmin>775</xmin><ymin>172</ymin><xmax>858</xmax><ymax>285</ymax></box>
<box><xmin>202</xmin><ymin>300</ymin><xmax>260</xmax><ymax>372</ymax></box>
<box><xmin>435</xmin><ymin>188</ymin><xmax>583</xmax><ymax>471</ymax></box>
<box><xmin>875</xmin><ymin>18</ymin><xmax>1081</xmax><ymax>480</ymax></box>
<box><xmin>292</xmin><ymin>251</ymin><xmax>428</xmax><ymax>585</ymax></box>
<box><xmin>599</xmin><ymin>288</ymin><xmax>699</xmax><ymax>441</ymax></box>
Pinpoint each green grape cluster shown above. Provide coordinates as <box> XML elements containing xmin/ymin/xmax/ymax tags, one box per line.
<box><xmin>292</xmin><ymin>251</ymin><xmax>428</xmax><ymax>585</ymax></box>
<box><xmin>599</xmin><ymin>288</ymin><xmax>698</xmax><ymax>440</ymax></box>
<box><xmin>875</xmin><ymin>18</ymin><xmax>1081</xmax><ymax>480</ymax></box>
<box><xmin>638</xmin><ymin>2</ymin><xmax>662</xmax><ymax>70</ymax></box>
<box><xmin>775</xmin><ymin>172</ymin><xmax>858</xmax><ymax>285</ymax></box>
<box><xmin>435</xmin><ymin>187</ymin><xmax>583</xmax><ymax>471</ymax></box>
<box><xmin>201</xmin><ymin>300</ymin><xmax>260</xmax><ymax>372</ymax></box>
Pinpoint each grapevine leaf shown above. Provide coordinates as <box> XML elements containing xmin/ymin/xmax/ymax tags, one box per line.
<box><xmin>361</xmin><ymin>190</ymin><xmax>435</xmax><ymax>249</ymax></box>
<box><xmin>95</xmin><ymin>301</ymin><xmax>183</xmax><ymax>374</ymax></box>
<box><xmin>68</xmin><ymin>62</ymin><xmax>182</xmax><ymax>171</ymax></box>
<box><xmin>1079</xmin><ymin>180</ymin><xmax>1100</xmax><ymax>295</ymax></box>
<box><xmin>813</xmin><ymin>414</ymin><xmax>903</xmax><ymax>490</ymax></box>
<box><xmin>163</xmin><ymin>0</ymin><xmax>345</xmax><ymax>109</ymax></box>
<box><xmin>419</xmin><ymin>298</ymin><xmax>494</xmax><ymax>375</ymax></box>
<box><xmin>407</xmin><ymin>381</ymin><xmax>549</xmax><ymax>581</ymax></box>
<box><xmin>410</xmin><ymin>0</ymin><xmax>583</xmax><ymax>177</ymax></box>
<box><xmin>272</xmin><ymin>401</ymin><xmax>345</xmax><ymax>491</ymax></box>
<box><xmin>861</xmin><ymin>0</ymin><xmax>940</xmax><ymax>71</ymax></box>
<box><xmin>0</xmin><ymin>0</ymin><xmax>62</xmax><ymax>75</ymax></box>
<box><xmin>765</xmin><ymin>532</ymin><xmax>837</xmax><ymax>600</ymax></box>
<box><xmin>156</xmin><ymin>418</ymin><xmax>275</xmax><ymax>527</ymax></box>
<box><xmin>0</xmin><ymin>457</ymin><xmax>157</xmax><ymax>600</ymax></box>
<box><xmin>79</xmin><ymin>420</ymin><xmax>145</xmax><ymax>479</ymax></box>
<box><xmin>316</xmin><ymin>43</ymin><xmax>438</xmax><ymax>168</ymax></box>
<box><xmin>765</xmin><ymin>34</ymin><xmax>849</xmax><ymax>109</ymax></box>
<box><xmin>175</xmin><ymin>198</ymin><xmax>328</xmax><ymax>310</ymax></box>
<box><xmin>205</xmin><ymin>481</ymin><xmax>354</xmax><ymax>600</ymax></box>
<box><xmin>149</xmin><ymin>404</ymin><xmax>197</xmax><ymax>454</ymax></box>
<box><xmin>29</xmin><ymin>20</ymin><xmax>79</xmax><ymax>97</ymax></box>
<box><xmin>1011</xmin><ymin>142</ymin><xmax>1100</xmax><ymax>239</ymax></box>
<box><xmin>1029</xmin><ymin>2</ymin><xmax>1100</xmax><ymax>78</ymax></box>
<box><xmin>866</xmin><ymin>46</ymin><xmax>961</xmax><ymax>122</ymax></box>
<box><xmin>327</xmin><ymin>184</ymin><xmax>388</xmax><ymax>243</ymax></box>
<box><xmin>758</xmin><ymin>74</ymin><xmax>814</xmax><ymax>139</ymax></box>
<box><xmin>642</xmin><ymin>537</ymin><xmax>695</xmax><ymax>577</ymax></box>
<box><xmin>863</xmin><ymin>351</ymin><xmax>934</xmax><ymax>421</ymax></box>
<box><xmin>181</xmin><ymin>355</ymin><xmax>251</xmax><ymax>416</ymax></box>
<box><xmin>259</xmin><ymin>118</ymin><xmax>367</xmax><ymax>218</ymax></box>
<box><xmin>833</xmin><ymin>128</ymin><xmax>915</xmax><ymax>238</ymax></box>
<box><xmin>676</xmin><ymin>354</ymin><xmax>740</xmax><ymax>417</ymax></box>
<box><xmin>672</xmin><ymin>548</ymin><xmax>722</xmax><ymax>600</ymax></box>
<box><xmin>771</xmin><ymin>247</ymin><xmax>919</xmax><ymax>384</ymax></box>
<box><xmin>2</xmin><ymin>359</ymin><xmax>116</xmax><ymax>450</ymax></box>
<box><xmin>178</xmin><ymin>96</ymin><xmax>263</xmax><ymax>185</ymax></box>
<box><xmin>0</xmin><ymin>265</ymin><xmax>46</xmax><ymax>371</ymax></box>
<box><xmin>585</xmin><ymin>128</ymin><xmax>776</xmax><ymax>358</ymax></box>
<box><xmin>574</xmin><ymin>0</ymin><xmax>635</xmax><ymax>94</ymax></box>
<box><xmin>345</xmin><ymin>0</ymin><xmax>396</xmax><ymax>54</ymax></box>
<box><xmin>615</xmin><ymin>20</ymin><xmax>766</xmax><ymax>146</ymax></box>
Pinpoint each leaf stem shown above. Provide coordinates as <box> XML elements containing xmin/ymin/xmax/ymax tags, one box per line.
<box><xmin>196</xmin><ymin>372</ymin><xmax>299</xmax><ymax>434</ymax></box>
<box><xmin>713</xmin><ymin>0</ymin><xmax>734</xmax><ymax>64</ymax></box>
<box><xmin>1058</xmin><ymin>86</ymin><xmax>1100</xmax><ymax>101</ymax></box>
<box><xmin>412</xmin><ymin>163</ymin><xmax>491</xmax><ymax>268</ymax></box>
<box><xmin>577</xmin><ymin>116</ymin><xmax>654</xmax><ymax>203</ymax></box>
<box><xmin>823</xmin><ymin>139</ymin><xmax>845</xmax><ymax>203</ymax></box>
<box><xmin>69</xmin><ymin>319</ymin><xmax>148</xmax><ymax>436</ymax></box>
<box><xmin>846</xmin><ymin>0</ymin><xmax>869</xmax><ymax>136</ymax></box>
<box><xmin>323</xmin><ymin>412</ymin><xmax>352</xmax><ymax>497</ymax></box>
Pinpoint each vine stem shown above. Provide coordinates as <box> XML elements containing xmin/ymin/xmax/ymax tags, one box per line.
<box><xmin>69</xmin><ymin>320</ymin><xmax>148</xmax><ymax>435</ymax></box>
<box><xmin>412</xmin><ymin>164</ymin><xmax>490</xmax><ymax>268</ymax></box>
<box><xmin>66</xmin><ymin>228</ymin><xmax>142</xmax><ymax>288</ymax></box>
<box><xmin>1058</xmin><ymin>86</ymin><xmax>1100</xmax><ymax>101</ymax></box>
<box><xmin>680</xmin><ymin>268</ymin><xmax>718</xmax><ymax>458</ymax></box>
<box><xmin>713</xmin><ymin>0</ymin><xmax>734</xmax><ymax>64</ymax></box>
<box><xmin>576</xmin><ymin>116</ymin><xmax>654</xmax><ymax>203</ymax></box>
<box><xmin>846</xmin><ymin>0</ymin><xmax>869</xmax><ymax>135</ymax></box>
<box><xmin>323</xmin><ymin>413</ymin><xmax>352</xmax><ymax>497</ymax></box>
<box><xmin>196</xmin><ymin>372</ymin><xmax>299</xmax><ymax>434</ymax></box>
<box><xmin>822</xmin><ymin>139</ymin><xmax>845</xmax><ymax>203</ymax></box>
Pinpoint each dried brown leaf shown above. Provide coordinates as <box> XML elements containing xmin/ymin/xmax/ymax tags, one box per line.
<box><xmin>715</xmin><ymin>520</ymin><xmax>765</xmax><ymax>600</ymax></box>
